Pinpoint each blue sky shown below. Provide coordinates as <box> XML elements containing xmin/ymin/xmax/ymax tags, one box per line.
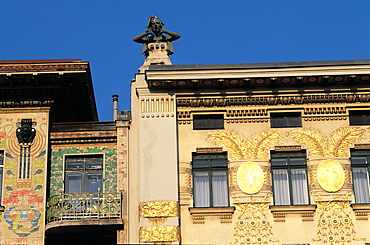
<box><xmin>1</xmin><ymin>1</ymin><xmax>369</xmax><ymax>121</ymax></box>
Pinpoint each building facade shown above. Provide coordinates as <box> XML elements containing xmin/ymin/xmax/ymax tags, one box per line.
<box><xmin>129</xmin><ymin>45</ymin><xmax>370</xmax><ymax>244</ymax></box>
<box><xmin>2</xmin><ymin>46</ymin><xmax>370</xmax><ymax>244</ymax></box>
<box><xmin>0</xmin><ymin>60</ymin><xmax>129</xmax><ymax>245</ymax></box>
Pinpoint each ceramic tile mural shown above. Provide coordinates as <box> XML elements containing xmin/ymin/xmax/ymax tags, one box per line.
<box><xmin>0</xmin><ymin>110</ymin><xmax>49</xmax><ymax>245</ymax></box>
<box><xmin>50</xmin><ymin>145</ymin><xmax>117</xmax><ymax>196</ymax></box>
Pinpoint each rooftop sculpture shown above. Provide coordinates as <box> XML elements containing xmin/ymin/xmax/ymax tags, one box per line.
<box><xmin>133</xmin><ymin>16</ymin><xmax>181</xmax><ymax>56</ymax></box>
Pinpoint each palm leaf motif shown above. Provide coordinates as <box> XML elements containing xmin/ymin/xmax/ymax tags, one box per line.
<box><xmin>207</xmin><ymin>130</ymin><xmax>249</xmax><ymax>160</ymax></box>
<box><xmin>289</xmin><ymin>127</ymin><xmax>365</xmax><ymax>158</ymax></box>
<box><xmin>207</xmin><ymin>129</ymin><xmax>283</xmax><ymax>160</ymax></box>
<box><xmin>247</xmin><ymin>130</ymin><xmax>283</xmax><ymax>159</ymax></box>
<box><xmin>289</xmin><ymin>128</ymin><xmax>326</xmax><ymax>158</ymax></box>
<box><xmin>326</xmin><ymin>127</ymin><xmax>365</xmax><ymax>157</ymax></box>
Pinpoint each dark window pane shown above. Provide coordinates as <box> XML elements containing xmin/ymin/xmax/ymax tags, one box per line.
<box><xmin>211</xmin><ymin>159</ymin><xmax>227</xmax><ymax>167</ymax></box>
<box><xmin>287</xmin><ymin>116</ymin><xmax>301</xmax><ymax>127</ymax></box>
<box><xmin>271</xmin><ymin>117</ymin><xmax>284</xmax><ymax>127</ymax></box>
<box><xmin>66</xmin><ymin>173</ymin><xmax>83</xmax><ymax>193</ymax></box>
<box><xmin>209</xmin><ymin>119</ymin><xmax>224</xmax><ymax>129</ymax></box>
<box><xmin>87</xmin><ymin>173</ymin><xmax>102</xmax><ymax>193</ymax></box>
<box><xmin>271</xmin><ymin>113</ymin><xmax>301</xmax><ymax>128</ymax></box>
<box><xmin>193</xmin><ymin>160</ymin><xmax>209</xmax><ymax>168</ymax></box>
<box><xmin>86</xmin><ymin>156</ymin><xmax>103</xmax><ymax>170</ymax></box>
<box><xmin>194</xmin><ymin>114</ymin><xmax>224</xmax><ymax>130</ymax></box>
<box><xmin>193</xmin><ymin>119</ymin><xmax>208</xmax><ymax>129</ymax></box>
<box><xmin>290</xmin><ymin>158</ymin><xmax>306</xmax><ymax>165</ymax></box>
<box><xmin>271</xmin><ymin>159</ymin><xmax>287</xmax><ymax>166</ymax></box>
<box><xmin>66</xmin><ymin>157</ymin><xmax>84</xmax><ymax>170</ymax></box>
<box><xmin>350</xmin><ymin>115</ymin><xmax>363</xmax><ymax>125</ymax></box>
<box><xmin>0</xmin><ymin>152</ymin><xmax>3</xmax><ymax>165</ymax></box>
<box><xmin>352</xmin><ymin>156</ymin><xmax>367</xmax><ymax>165</ymax></box>
<box><xmin>349</xmin><ymin>111</ymin><xmax>370</xmax><ymax>125</ymax></box>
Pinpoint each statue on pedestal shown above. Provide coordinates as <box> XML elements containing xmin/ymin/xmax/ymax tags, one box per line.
<box><xmin>133</xmin><ymin>16</ymin><xmax>181</xmax><ymax>56</ymax></box>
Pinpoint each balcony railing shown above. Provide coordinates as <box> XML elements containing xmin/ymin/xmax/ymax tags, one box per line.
<box><xmin>46</xmin><ymin>192</ymin><xmax>122</xmax><ymax>223</ymax></box>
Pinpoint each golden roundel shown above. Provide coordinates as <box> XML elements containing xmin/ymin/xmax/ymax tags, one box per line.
<box><xmin>317</xmin><ymin>159</ymin><xmax>345</xmax><ymax>193</ymax></box>
<box><xmin>237</xmin><ymin>161</ymin><xmax>264</xmax><ymax>194</ymax></box>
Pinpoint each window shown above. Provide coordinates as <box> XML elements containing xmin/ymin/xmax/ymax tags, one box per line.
<box><xmin>271</xmin><ymin>151</ymin><xmax>309</xmax><ymax>205</ymax></box>
<box><xmin>0</xmin><ymin>151</ymin><xmax>3</xmax><ymax>202</ymax></box>
<box><xmin>65</xmin><ymin>155</ymin><xmax>103</xmax><ymax>193</ymax></box>
<box><xmin>349</xmin><ymin>110</ymin><xmax>370</xmax><ymax>125</ymax></box>
<box><xmin>351</xmin><ymin>150</ymin><xmax>370</xmax><ymax>203</ymax></box>
<box><xmin>271</xmin><ymin>112</ymin><xmax>301</xmax><ymax>128</ymax></box>
<box><xmin>192</xmin><ymin>153</ymin><xmax>229</xmax><ymax>207</ymax></box>
<box><xmin>193</xmin><ymin>114</ymin><xmax>224</xmax><ymax>130</ymax></box>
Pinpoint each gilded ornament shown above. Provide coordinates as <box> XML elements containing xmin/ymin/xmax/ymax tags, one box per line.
<box><xmin>317</xmin><ymin>159</ymin><xmax>345</xmax><ymax>192</ymax></box>
<box><xmin>237</xmin><ymin>161</ymin><xmax>264</xmax><ymax>194</ymax></box>
<box><xmin>139</xmin><ymin>226</ymin><xmax>180</xmax><ymax>242</ymax></box>
<box><xmin>140</xmin><ymin>200</ymin><xmax>179</xmax><ymax>218</ymax></box>
<box><xmin>207</xmin><ymin>129</ymin><xmax>283</xmax><ymax>160</ymax></box>
<box><xmin>289</xmin><ymin>127</ymin><xmax>365</xmax><ymax>158</ymax></box>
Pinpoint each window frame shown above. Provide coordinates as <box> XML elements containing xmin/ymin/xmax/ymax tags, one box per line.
<box><xmin>270</xmin><ymin>112</ymin><xmax>302</xmax><ymax>128</ymax></box>
<box><xmin>193</xmin><ymin>114</ymin><xmax>224</xmax><ymax>130</ymax></box>
<box><xmin>64</xmin><ymin>154</ymin><xmax>104</xmax><ymax>194</ymax></box>
<box><xmin>270</xmin><ymin>151</ymin><xmax>310</xmax><ymax>206</ymax></box>
<box><xmin>349</xmin><ymin>110</ymin><xmax>370</xmax><ymax>125</ymax></box>
<box><xmin>350</xmin><ymin>149</ymin><xmax>370</xmax><ymax>204</ymax></box>
<box><xmin>192</xmin><ymin>152</ymin><xmax>229</xmax><ymax>208</ymax></box>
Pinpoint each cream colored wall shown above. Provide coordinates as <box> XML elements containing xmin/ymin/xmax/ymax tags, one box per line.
<box><xmin>129</xmin><ymin>73</ymin><xmax>180</xmax><ymax>244</ymax></box>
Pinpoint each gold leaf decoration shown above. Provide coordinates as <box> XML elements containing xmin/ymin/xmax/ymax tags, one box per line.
<box><xmin>248</xmin><ymin>130</ymin><xmax>283</xmax><ymax>159</ymax></box>
<box><xmin>140</xmin><ymin>201</ymin><xmax>179</xmax><ymax>218</ymax></box>
<box><xmin>326</xmin><ymin>127</ymin><xmax>365</xmax><ymax>157</ymax></box>
<box><xmin>289</xmin><ymin>127</ymin><xmax>365</xmax><ymax>158</ymax></box>
<box><xmin>207</xmin><ymin>130</ymin><xmax>283</xmax><ymax>160</ymax></box>
<box><xmin>289</xmin><ymin>128</ymin><xmax>326</xmax><ymax>158</ymax></box>
<box><xmin>231</xmin><ymin>195</ymin><xmax>278</xmax><ymax>245</ymax></box>
<box><xmin>313</xmin><ymin>194</ymin><xmax>365</xmax><ymax>244</ymax></box>
<box><xmin>139</xmin><ymin>226</ymin><xmax>180</xmax><ymax>242</ymax></box>
<box><xmin>207</xmin><ymin>130</ymin><xmax>250</xmax><ymax>160</ymax></box>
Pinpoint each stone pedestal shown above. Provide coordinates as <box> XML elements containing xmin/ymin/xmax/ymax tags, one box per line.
<box><xmin>138</xmin><ymin>42</ymin><xmax>172</xmax><ymax>73</ymax></box>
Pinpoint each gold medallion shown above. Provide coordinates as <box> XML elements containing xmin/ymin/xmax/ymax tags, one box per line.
<box><xmin>317</xmin><ymin>159</ymin><xmax>345</xmax><ymax>192</ymax></box>
<box><xmin>237</xmin><ymin>161</ymin><xmax>264</xmax><ymax>194</ymax></box>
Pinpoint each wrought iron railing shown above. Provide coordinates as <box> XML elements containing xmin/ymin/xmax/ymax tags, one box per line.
<box><xmin>46</xmin><ymin>192</ymin><xmax>122</xmax><ymax>223</ymax></box>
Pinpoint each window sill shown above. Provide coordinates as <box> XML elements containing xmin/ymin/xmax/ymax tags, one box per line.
<box><xmin>270</xmin><ymin>205</ymin><xmax>316</xmax><ymax>222</ymax></box>
<box><xmin>188</xmin><ymin>207</ymin><xmax>235</xmax><ymax>224</ymax></box>
<box><xmin>351</xmin><ymin>203</ymin><xmax>370</xmax><ymax>220</ymax></box>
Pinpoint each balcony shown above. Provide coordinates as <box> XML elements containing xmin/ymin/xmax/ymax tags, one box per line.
<box><xmin>45</xmin><ymin>192</ymin><xmax>123</xmax><ymax>245</ymax></box>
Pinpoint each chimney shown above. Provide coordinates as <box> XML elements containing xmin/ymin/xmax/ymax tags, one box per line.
<box><xmin>112</xmin><ymin>94</ymin><xmax>119</xmax><ymax>121</ymax></box>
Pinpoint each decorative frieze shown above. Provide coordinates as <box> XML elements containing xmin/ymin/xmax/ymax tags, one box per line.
<box><xmin>177</xmin><ymin>94</ymin><xmax>370</xmax><ymax>108</ymax></box>
<box><xmin>304</xmin><ymin>106</ymin><xmax>346</xmax><ymax>115</ymax></box>
<box><xmin>141</xmin><ymin>97</ymin><xmax>175</xmax><ymax>119</ymax></box>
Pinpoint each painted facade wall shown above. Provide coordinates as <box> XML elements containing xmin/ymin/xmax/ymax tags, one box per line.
<box><xmin>50</xmin><ymin>144</ymin><xmax>117</xmax><ymax>196</ymax></box>
<box><xmin>0</xmin><ymin>108</ymin><xmax>49</xmax><ymax>245</ymax></box>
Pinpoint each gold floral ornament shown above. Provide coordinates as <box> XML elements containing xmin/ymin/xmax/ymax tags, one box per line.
<box><xmin>139</xmin><ymin>226</ymin><xmax>180</xmax><ymax>243</ymax></box>
<box><xmin>317</xmin><ymin>159</ymin><xmax>345</xmax><ymax>192</ymax></box>
<box><xmin>231</xmin><ymin>195</ymin><xmax>278</xmax><ymax>245</ymax></box>
<box><xmin>140</xmin><ymin>200</ymin><xmax>179</xmax><ymax>217</ymax></box>
<box><xmin>237</xmin><ymin>161</ymin><xmax>264</xmax><ymax>194</ymax></box>
<box><xmin>313</xmin><ymin>194</ymin><xmax>365</xmax><ymax>244</ymax></box>
<box><xmin>289</xmin><ymin>127</ymin><xmax>365</xmax><ymax>158</ymax></box>
<box><xmin>207</xmin><ymin>129</ymin><xmax>283</xmax><ymax>160</ymax></box>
